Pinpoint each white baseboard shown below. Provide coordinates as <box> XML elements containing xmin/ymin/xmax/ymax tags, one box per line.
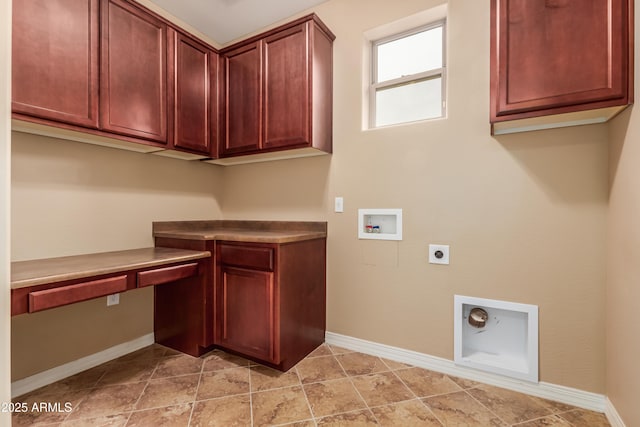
<box><xmin>325</xmin><ymin>331</ymin><xmax>606</xmax><ymax>413</ymax></box>
<box><xmin>605</xmin><ymin>397</ymin><xmax>627</xmax><ymax>427</ymax></box>
<box><xmin>11</xmin><ymin>333</ymin><xmax>155</xmax><ymax>398</ymax></box>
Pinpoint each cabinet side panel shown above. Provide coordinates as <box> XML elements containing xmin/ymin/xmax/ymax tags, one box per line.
<box><xmin>278</xmin><ymin>238</ymin><xmax>326</xmax><ymax>370</ymax></box>
<box><xmin>12</xmin><ymin>0</ymin><xmax>99</xmax><ymax>128</ymax></box>
<box><xmin>210</xmin><ymin>52</ymin><xmax>221</xmax><ymax>159</ymax></box>
<box><xmin>153</xmin><ymin>238</ymin><xmax>214</xmax><ymax>346</ymax></box>
<box><xmin>154</xmin><ymin>259</ymin><xmax>210</xmax><ymax>356</ymax></box>
<box><xmin>311</xmin><ymin>23</ymin><xmax>333</xmax><ymax>153</ymax></box>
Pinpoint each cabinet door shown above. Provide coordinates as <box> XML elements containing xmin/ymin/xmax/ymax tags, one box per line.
<box><xmin>101</xmin><ymin>0</ymin><xmax>167</xmax><ymax>143</ymax></box>
<box><xmin>170</xmin><ymin>29</ymin><xmax>213</xmax><ymax>155</ymax></box>
<box><xmin>222</xmin><ymin>41</ymin><xmax>262</xmax><ymax>156</ymax></box>
<box><xmin>263</xmin><ymin>23</ymin><xmax>310</xmax><ymax>150</ymax></box>
<box><xmin>12</xmin><ymin>0</ymin><xmax>99</xmax><ymax>128</ymax></box>
<box><xmin>492</xmin><ymin>0</ymin><xmax>631</xmax><ymax>119</ymax></box>
<box><xmin>216</xmin><ymin>266</ymin><xmax>278</xmax><ymax>363</ymax></box>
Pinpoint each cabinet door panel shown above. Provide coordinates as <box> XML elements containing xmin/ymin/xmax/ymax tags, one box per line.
<box><xmin>494</xmin><ymin>0</ymin><xmax>629</xmax><ymax>116</ymax></box>
<box><xmin>172</xmin><ymin>30</ymin><xmax>212</xmax><ymax>154</ymax></box>
<box><xmin>263</xmin><ymin>23</ymin><xmax>310</xmax><ymax>149</ymax></box>
<box><xmin>223</xmin><ymin>42</ymin><xmax>262</xmax><ymax>156</ymax></box>
<box><xmin>101</xmin><ymin>0</ymin><xmax>167</xmax><ymax>142</ymax></box>
<box><xmin>217</xmin><ymin>266</ymin><xmax>277</xmax><ymax>363</ymax></box>
<box><xmin>12</xmin><ymin>0</ymin><xmax>99</xmax><ymax>128</ymax></box>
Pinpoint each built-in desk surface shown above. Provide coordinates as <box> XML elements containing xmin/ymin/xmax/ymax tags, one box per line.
<box><xmin>11</xmin><ymin>247</ymin><xmax>211</xmax><ymax>290</ymax></box>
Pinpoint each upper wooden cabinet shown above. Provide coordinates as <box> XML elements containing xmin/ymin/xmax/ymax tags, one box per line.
<box><xmin>168</xmin><ymin>29</ymin><xmax>218</xmax><ymax>156</ymax></box>
<box><xmin>12</xmin><ymin>4</ymin><xmax>333</xmax><ymax>164</ymax></box>
<box><xmin>100</xmin><ymin>0</ymin><xmax>167</xmax><ymax>143</ymax></box>
<box><xmin>263</xmin><ymin>24</ymin><xmax>311</xmax><ymax>150</ymax></box>
<box><xmin>12</xmin><ymin>0</ymin><xmax>100</xmax><ymax>129</ymax></box>
<box><xmin>490</xmin><ymin>0</ymin><xmax>633</xmax><ymax>134</ymax></box>
<box><xmin>222</xmin><ymin>41</ymin><xmax>263</xmax><ymax>156</ymax></box>
<box><xmin>12</xmin><ymin>0</ymin><xmax>218</xmax><ymax>155</ymax></box>
<box><xmin>217</xmin><ymin>14</ymin><xmax>335</xmax><ymax>162</ymax></box>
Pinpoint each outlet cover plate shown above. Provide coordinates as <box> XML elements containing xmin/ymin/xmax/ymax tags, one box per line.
<box><xmin>107</xmin><ymin>293</ymin><xmax>120</xmax><ymax>306</ymax></box>
<box><xmin>429</xmin><ymin>244</ymin><xmax>450</xmax><ymax>265</ymax></box>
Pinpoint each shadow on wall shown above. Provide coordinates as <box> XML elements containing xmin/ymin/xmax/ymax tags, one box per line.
<box><xmin>11</xmin><ymin>131</ymin><xmax>223</xmax><ymax>196</ymax></box>
<box><xmin>607</xmin><ymin>106</ymin><xmax>633</xmax><ymax>195</ymax></box>
<box><xmin>221</xmin><ymin>154</ymin><xmax>331</xmax><ymax>216</ymax></box>
<box><xmin>494</xmin><ymin>124</ymin><xmax>609</xmax><ymax>205</ymax></box>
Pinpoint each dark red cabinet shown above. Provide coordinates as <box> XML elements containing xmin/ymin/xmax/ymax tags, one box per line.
<box><xmin>12</xmin><ymin>0</ymin><xmax>100</xmax><ymax>128</ymax></box>
<box><xmin>168</xmin><ymin>29</ymin><xmax>217</xmax><ymax>156</ymax></box>
<box><xmin>219</xmin><ymin>15</ymin><xmax>334</xmax><ymax>160</ymax></box>
<box><xmin>263</xmin><ymin>24</ymin><xmax>310</xmax><ymax>150</ymax></box>
<box><xmin>222</xmin><ymin>42</ymin><xmax>263</xmax><ymax>156</ymax></box>
<box><xmin>12</xmin><ymin>0</ymin><xmax>219</xmax><ymax>155</ymax></box>
<box><xmin>217</xmin><ymin>265</ymin><xmax>277</xmax><ymax>363</ymax></box>
<box><xmin>12</xmin><ymin>5</ymin><xmax>333</xmax><ymax>163</ymax></box>
<box><xmin>214</xmin><ymin>240</ymin><xmax>326</xmax><ymax>370</ymax></box>
<box><xmin>100</xmin><ymin>0</ymin><xmax>167</xmax><ymax>143</ymax></box>
<box><xmin>490</xmin><ymin>0</ymin><xmax>633</xmax><ymax>132</ymax></box>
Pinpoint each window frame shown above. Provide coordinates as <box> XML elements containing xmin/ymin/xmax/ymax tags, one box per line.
<box><xmin>370</xmin><ymin>19</ymin><xmax>447</xmax><ymax>129</ymax></box>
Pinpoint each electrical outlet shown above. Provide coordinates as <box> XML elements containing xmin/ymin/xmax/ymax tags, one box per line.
<box><xmin>429</xmin><ymin>244</ymin><xmax>450</xmax><ymax>265</ymax></box>
<box><xmin>335</xmin><ymin>197</ymin><xmax>344</xmax><ymax>213</ymax></box>
<box><xmin>107</xmin><ymin>293</ymin><xmax>120</xmax><ymax>306</ymax></box>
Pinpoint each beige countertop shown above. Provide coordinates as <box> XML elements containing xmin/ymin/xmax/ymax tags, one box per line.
<box><xmin>153</xmin><ymin>220</ymin><xmax>328</xmax><ymax>244</ymax></box>
<box><xmin>11</xmin><ymin>247</ymin><xmax>211</xmax><ymax>290</ymax></box>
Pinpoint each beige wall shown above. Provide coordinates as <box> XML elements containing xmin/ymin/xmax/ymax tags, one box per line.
<box><xmin>11</xmin><ymin>133</ymin><xmax>224</xmax><ymax>379</ymax></box>
<box><xmin>606</xmin><ymin>4</ymin><xmax>640</xmax><ymax>423</ymax></box>
<box><xmin>1</xmin><ymin>0</ymin><xmax>12</xmax><ymax>421</ymax></box>
<box><xmin>222</xmin><ymin>0</ymin><xmax>609</xmax><ymax>393</ymax></box>
<box><xmin>9</xmin><ymin>0</ymin><xmax>614</xmax><ymax>399</ymax></box>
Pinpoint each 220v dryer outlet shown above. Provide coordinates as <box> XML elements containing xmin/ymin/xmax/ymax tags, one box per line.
<box><xmin>429</xmin><ymin>244</ymin><xmax>449</xmax><ymax>265</ymax></box>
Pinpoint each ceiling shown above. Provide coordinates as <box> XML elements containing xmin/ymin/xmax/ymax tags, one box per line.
<box><xmin>148</xmin><ymin>0</ymin><xmax>329</xmax><ymax>45</ymax></box>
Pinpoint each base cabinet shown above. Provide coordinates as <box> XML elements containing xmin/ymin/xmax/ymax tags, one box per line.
<box><xmin>215</xmin><ymin>240</ymin><xmax>326</xmax><ymax>370</ymax></box>
<box><xmin>214</xmin><ymin>239</ymin><xmax>326</xmax><ymax>371</ymax></box>
<box><xmin>217</xmin><ymin>266</ymin><xmax>277</xmax><ymax>363</ymax></box>
<box><xmin>154</xmin><ymin>229</ymin><xmax>326</xmax><ymax>371</ymax></box>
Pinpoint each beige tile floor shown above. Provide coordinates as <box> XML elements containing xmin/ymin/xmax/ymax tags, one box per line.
<box><xmin>12</xmin><ymin>343</ymin><xmax>610</xmax><ymax>426</ymax></box>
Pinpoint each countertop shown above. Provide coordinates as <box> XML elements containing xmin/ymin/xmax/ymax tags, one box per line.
<box><xmin>153</xmin><ymin>220</ymin><xmax>327</xmax><ymax>244</ymax></box>
<box><xmin>11</xmin><ymin>247</ymin><xmax>211</xmax><ymax>290</ymax></box>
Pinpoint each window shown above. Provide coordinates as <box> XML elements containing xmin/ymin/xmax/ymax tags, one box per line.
<box><xmin>371</xmin><ymin>21</ymin><xmax>446</xmax><ymax>128</ymax></box>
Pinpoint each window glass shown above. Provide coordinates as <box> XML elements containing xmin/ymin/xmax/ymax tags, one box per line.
<box><xmin>370</xmin><ymin>21</ymin><xmax>445</xmax><ymax>128</ymax></box>
<box><xmin>376</xmin><ymin>26</ymin><xmax>443</xmax><ymax>83</ymax></box>
<box><xmin>375</xmin><ymin>77</ymin><xmax>442</xmax><ymax>127</ymax></box>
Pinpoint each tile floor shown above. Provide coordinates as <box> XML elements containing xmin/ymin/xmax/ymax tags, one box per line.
<box><xmin>12</xmin><ymin>343</ymin><xmax>610</xmax><ymax>426</ymax></box>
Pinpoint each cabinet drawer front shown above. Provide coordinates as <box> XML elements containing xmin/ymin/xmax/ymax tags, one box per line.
<box><xmin>219</xmin><ymin>245</ymin><xmax>274</xmax><ymax>271</ymax></box>
<box><xmin>28</xmin><ymin>275</ymin><xmax>128</xmax><ymax>313</ymax></box>
<box><xmin>137</xmin><ymin>263</ymin><xmax>199</xmax><ymax>288</ymax></box>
